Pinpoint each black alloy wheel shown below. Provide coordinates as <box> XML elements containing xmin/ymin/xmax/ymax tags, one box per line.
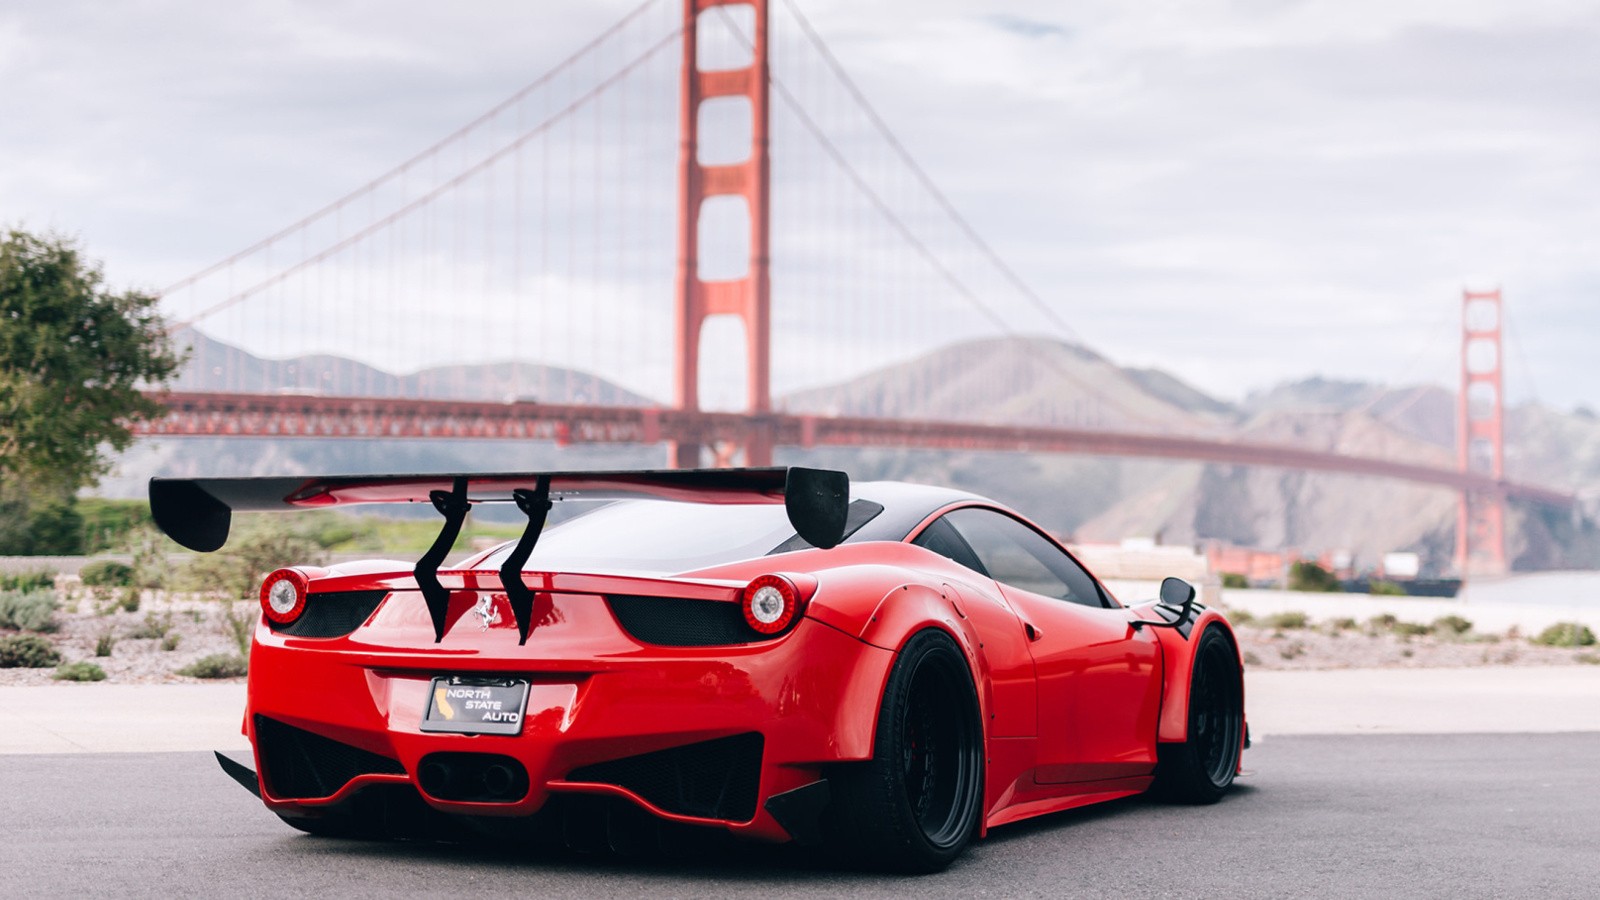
<box><xmin>829</xmin><ymin>628</ymin><xmax>984</xmax><ymax>872</ymax></box>
<box><xmin>1152</xmin><ymin>624</ymin><xmax>1244</xmax><ymax>803</ymax></box>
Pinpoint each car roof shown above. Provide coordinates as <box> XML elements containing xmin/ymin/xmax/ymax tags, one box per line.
<box><xmin>846</xmin><ymin>480</ymin><xmax>990</xmax><ymax>543</ymax></box>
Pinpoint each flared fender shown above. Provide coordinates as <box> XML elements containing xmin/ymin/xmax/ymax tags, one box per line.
<box><xmin>806</xmin><ymin>577</ymin><xmax>990</xmax><ymax>757</ymax></box>
<box><xmin>1153</xmin><ymin>611</ymin><xmax>1242</xmax><ymax>743</ymax></box>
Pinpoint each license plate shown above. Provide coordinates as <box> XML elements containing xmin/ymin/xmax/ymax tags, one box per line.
<box><xmin>421</xmin><ymin>676</ymin><xmax>531</xmax><ymax>736</ymax></box>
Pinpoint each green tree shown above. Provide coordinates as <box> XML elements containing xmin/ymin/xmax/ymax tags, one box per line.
<box><xmin>0</xmin><ymin>229</ymin><xmax>179</xmax><ymax>489</ymax></box>
<box><xmin>0</xmin><ymin>230</ymin><xmax>179</xmax><ymax>554</ymax></box>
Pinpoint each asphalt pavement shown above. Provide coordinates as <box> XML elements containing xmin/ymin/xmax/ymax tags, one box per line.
<box><xmin>2</xmin><ymin>732</ymin><xmax>1595</xmax><ymax>899</ymax></box>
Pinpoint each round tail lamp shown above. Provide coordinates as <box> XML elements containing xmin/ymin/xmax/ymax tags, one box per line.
<box><xmin>742</xmin><ymin>574</ymin><xmax>805</xmax><ymax>636</ymax></box>
<box><xmin>260</xmin><ymin>569</ymin><xmax>310</xmax><ymax>624</ymax></box>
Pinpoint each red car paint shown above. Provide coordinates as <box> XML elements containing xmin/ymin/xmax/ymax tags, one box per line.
<box><xmin>240</xmin><ymin>496</ymin><xmax>1244</xmax><ymax>843</ymax></box>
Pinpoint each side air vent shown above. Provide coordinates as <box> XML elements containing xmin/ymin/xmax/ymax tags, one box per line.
<box><xmin>254</xmin><ymin>715</ymin><xmax>405</xmax><ymax>800</ymax></box>
<box><xmin>270</xmin><ymin>591</ymin><xmax>388</xmax><ymax>638</ymax></box>
<box><xmin>606</xmin><ymin>595</ymin><xmax>753</xmax><ymax>647</ymax></box>
<box><xmin>565</xmin><ymin>732</ymin><xmax>764</xmax><ymax>823</ymax></box>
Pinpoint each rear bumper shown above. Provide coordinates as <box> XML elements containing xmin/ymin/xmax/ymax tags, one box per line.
<box><xmin>244</xmin><ymin>594</ymin><xmax>894</xmax><ymax>843</ymax></box>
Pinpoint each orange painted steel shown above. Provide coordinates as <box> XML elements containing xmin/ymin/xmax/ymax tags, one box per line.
<box><xmin>1457</xmin><ymin>289</ymin><xmax>1509</xmax><ymax>575</ymax></box>
<box><xmin>672</xmin><ymin>0</ymin><xmax>773</xmax><ymax>468</ymax></box>
<box><xmin>137</xmin><ymin>391</ymin><xmax>1572</xmax><ymax>508</ymax></box>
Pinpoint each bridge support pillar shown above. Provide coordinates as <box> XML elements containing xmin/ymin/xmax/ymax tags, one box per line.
<box><xmin>670</xmin><ymin>0</ymin><xmax>773</xmax><ymax>469</ymax></box>
<box><xmin>1456</xmin><ymin>289</ymin><xmax>1508</xmax><ymax>577</ymax></box>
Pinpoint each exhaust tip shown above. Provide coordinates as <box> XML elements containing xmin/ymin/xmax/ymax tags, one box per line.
<box><xmin>483</xmin><ymin>764</ymin><xmax>515</xmax><ymax>797</ymax></box>
<box><xmin>418</xmin><ymin>761</ymin><xmax>452</xmax><ymax>796</ymax></box>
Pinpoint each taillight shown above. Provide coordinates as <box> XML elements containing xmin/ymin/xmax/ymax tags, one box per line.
<box><xmin>260</xmin><ymin>569</ymin><xmax>309</xmax><ymax>624</ymax></box>
<box><xmin>742</xmin><ymin>574</ymin><xmax>807</xmax><ymax>636</ymax></box>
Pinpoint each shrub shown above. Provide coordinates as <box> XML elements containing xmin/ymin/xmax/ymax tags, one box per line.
<box><xmin>161</xmin><ymin>632</ymin><xmax>181</xmax><ymax>652</ymax></box>
<box><xmin>0</xmin><ymin>568</ymin><xmax>57</xmax><ymax>592</ymax></box>
<box><xmin>1328</xmin><ymin>617</ymin><xmax>1358</xmax><ymax>631</ymax></box>
<box><xmin>79</xmin><ymin>560</ymin><xmax>134</xmax><ymax>587</ymax></box>
<box><xmin>1241</xmin><ymin>651</ymin><xmax>1262</xmax><ymax>666</ymax></box>
<box><xmin>1288</xmin><ymin>561</ymin><xmax>1340</xmax><ymax>593</ymax></box>
<box><xmin>178</xmin><ymin>653</ymin><xmax>249</xmax><ymax>679</ymax></box>
<box><xmin>0</xmin><ymin>634</ymin><xmax>62</xmax><ymax>668</ymax></box>
<box><xmin>1369</xmin><ymin>580</ymin><xmax>1408</xmax><ymax>596</ymax></box>
<box><xmin>94</xmin><ymin>632</ymin><xmax>116</xmax><ymax>657</ymax></box>
<box><xmin>1222</xmin><ymin>607</ymin><xmax>1256</xmax><ymax>627</ymax></box>
<box><xmin>1367</xmin><ymin>614</ymin><xmax>1398</xmax><ymax>632</ymax></box>
<box><xmin>1221</xmin><ymin>572</ymin><xmax>1249</xmax><ymax>589</ymax></box>
<box><xmin>0</xmin><ymin>589</ymin><xmax>59</xmax><ymax>631</ymax></box>
<box><xmin>1431</xmin><ymin>615</ymin><xmax>1474</xmax><ymax>636</ymax></box>
<box><xmin>76</xmin><ymin>498</ymin><xmax>153</xmax><ymax>556</ymax></box>
<box><xmin>128</xmin><ymin>612</ymin><xmax>172</xmax><ymax>640</ymax></box>
<box><xmin>53</xmin><ymin>661</ymin><xmax>106</xmax><ymax>682</ymax></box>
<box><xmin>1266</xmin><ymin>611</ymin><xmax>1309</xmax><ymax>630</ymax></box>
<box><xmin>1392</xmin><ymin>621</ymin><xmax>1431</xmax><ymax>637</ymax></box>
<box><xmin>118</xmin><ymin>587</ymin><xmax>140</xmax><ymax>613</ymax></box>
<box><xmin>1533</xmin><ymin>623</ymin><xmax>1597</xmax><ymax>647</ymax></box>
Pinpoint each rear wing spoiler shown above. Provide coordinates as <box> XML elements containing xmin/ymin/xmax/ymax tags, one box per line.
<box><xmin>148</xmin><ymin>467</ymin><xmax>850</xmax><ymax>644</ymax></box>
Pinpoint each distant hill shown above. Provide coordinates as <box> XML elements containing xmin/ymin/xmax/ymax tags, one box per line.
<box><xmin>779</xmin><ymin>336</ymin><xmax>1234</xmax><ymax>433</ymax></box>
<box><xmin>106</xmin><ymin>331</ymin><xmax>1599</xmax><ymax>573</ymax></box>
<box><xmin>171</xmin><ymin>328</ymin><xmax>653</xmax><ymax>407</ymax></box>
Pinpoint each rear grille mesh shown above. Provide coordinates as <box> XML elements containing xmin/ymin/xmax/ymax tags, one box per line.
<box><xmin>255</xmin><ymin>715</ymin><xmax>405</xmax><ymax>800</ymax></box>
<box><xmin>271</xmin><ymin>591</ymin><xmax>388</xmax><ymax>638</ymax></box>
<box><xmin>566</xmin><ymin>732</ymin><xmax>764</xmax><ymax>822</ymax></box>
<box><xmin>606</xmin><ymin>595</ymin><xmax>752</xmax><ymax>647</ymax></box>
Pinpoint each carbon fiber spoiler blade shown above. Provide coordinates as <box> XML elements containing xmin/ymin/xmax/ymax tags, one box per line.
<box><xmin>149</xmin><ymin>467</ymin><xmax>849</xmax><ymax>554</ymax></box>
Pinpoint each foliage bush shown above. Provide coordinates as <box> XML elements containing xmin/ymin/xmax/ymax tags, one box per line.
<box><xmin>1222</xmin><ymin>607</ymin><xmax>1256</xmax><ymax>627</ymax></box>
<box><xmin>0</xmin><ymin>569</ymin><xmax>57</xmax><ymax>592</ymax></box>
<box><xmin>1391</xmin><ymin>621</ymin><xmax>1431</xmax><ymax>637</ymax></box>
<box><xmin>0</xmin><ymin>589</ymin><xmax>59</xmax><ymax>631</ymax></box>
<box><xmin>1288</xmin><ymin>561</ymin><xmax>1340</xmax><ymax>593</ymax></box>
<box><xmin>161</xmin><ymin>632</ymin><xmax>181</xmax><ymax>652</ymax></box>
<box><xmin>178</xmin><ymin>654</ymin><xmax>249</xmax><ymax>679</ymax></box>
<box><xmin>1431</xmin><ymin>615</ymin><xmax>1474</xmax><ymax>636</ymax></box>
<box><xmin>1265</xmin><ymin>611</ymin><xmax>1309</xmax><ymax>630</ymax></box>
<box><xmin>53</xmin><ymin>661</ymin><xmax>106</xmax><ymax>682</ymax></box>
<box><xmin>1369</xmin><ymin>580</ymin><xmax>1408</xmax><ymax>596</ymax></box>
<box><xmin>128</xmin><ymin>611</ymin><xmax>172</xmax><ymax>640</ymax></box>
<box><xmin>0</xmin><ymin>634</ymin><xmax>62</xmax><ymax>668</ymax></box>
<box><xmin>1221</xmin><ymin>572</ymin><xmax>1250</xmax><ymax>589</ymax></box>
<box><xmin>94</xmin><ymin>632</ymin><xmax>116</xmax><ymax>657</ymax></box>
<box><xmin>77</xmin><ymin>498</ymin><xmax>154</xmax><ymax>556</ymax></box>
<box><xmin>79</xmin><ymin>560</ymin><xmax>134</xmax><ymax>587</ymax></box>
<box><xmin>0</xmin><ymin>487</ymin><xmax>83</xmax><ymax>555</ymax></box>
<box><xmin>1533</xmin><ymin>622</ymin><xmax>1597</xmax><ymax>647</ymax></box>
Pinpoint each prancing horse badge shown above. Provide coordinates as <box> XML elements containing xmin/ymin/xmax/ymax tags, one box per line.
<box><xmin>472</xmin><ymin>594</ymin><xmax>501</xmax><ymax>631</ymax></box>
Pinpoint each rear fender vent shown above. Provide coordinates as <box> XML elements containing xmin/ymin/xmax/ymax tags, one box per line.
<box><xmin>606</xmin><ymin>595</ymin><xmax>753</xmax><ymax>647</ymax></box>
<box><xmin>270</xmin><ymin>591</ymin><xmax>388</xmax><ymax>638</ymax></box>
<box><xmin>255</xmin><ymin>715</ymin><xmax>405</xmax><ymax>800</ymax></box>
<box><xmin>566</xmin><ymin>732</ymin><xmax>764</xmax><ymax>822</ymax></box>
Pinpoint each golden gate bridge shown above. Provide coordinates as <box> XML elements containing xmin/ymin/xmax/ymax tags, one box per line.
<box><xmin>135</xmin><ymin>0</ymin><xmax>1559</xmax><ymax>576</ymax></box>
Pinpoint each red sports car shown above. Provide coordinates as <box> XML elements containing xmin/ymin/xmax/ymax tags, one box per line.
<box><xmin>151</xmin><ymin>467</ymin><xmax>1246</xmax><ymax>872</ymax></box>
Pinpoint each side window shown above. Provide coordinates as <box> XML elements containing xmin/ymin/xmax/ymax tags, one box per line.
<box><xmin>942</xmin><ymin>508</ymin><xmax>1106</xmax><ymax>608</ymax></box>
<box><xmin>910</xmin><ymin>517</ymin><xmax>987</xmax><ymax>576</ymax></box>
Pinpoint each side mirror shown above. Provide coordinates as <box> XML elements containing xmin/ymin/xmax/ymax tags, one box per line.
<box><xmin>1158</xmin><ymin>576</ymin><xmax>1195</xmax><ymax>616</ymax></box>
<box><xmin>1132</xmin><ymin>577</ymin><xmax>1197</xmax><ymax>633</ymax></box>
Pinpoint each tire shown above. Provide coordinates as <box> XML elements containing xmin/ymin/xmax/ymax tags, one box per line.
<box><xmin>829</xmin><ymin>628</ymin><xmax>985</xmax><ymax>873</ymax></box>
<box><xmin>1152</xmin><ymin>624</ymin><xmax>1244</xmax><ymax>804</ymax></box>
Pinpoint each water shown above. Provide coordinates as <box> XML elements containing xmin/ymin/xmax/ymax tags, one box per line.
<box><xmin>1460</xmin><ymin>571</ymin><xmax>1600</xmax><ymax>610</ymax></box>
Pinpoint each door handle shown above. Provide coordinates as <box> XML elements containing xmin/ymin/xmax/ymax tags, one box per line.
<box><xmin>1023</xmin><ymin>621</ymin><xmax>1042</xmax><ymax>642</ymax></box>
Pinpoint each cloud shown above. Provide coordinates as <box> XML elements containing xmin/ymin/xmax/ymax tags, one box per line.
<box><xmin>1</xmin><ymin>0</ymin><xmax>1597</xmax><ymax>411</ymax></box>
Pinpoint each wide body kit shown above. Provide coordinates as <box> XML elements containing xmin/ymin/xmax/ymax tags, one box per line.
<box><xmin>155</xmin><ymin>468</ymin><xmax>1245</xmax><ymax>861</ymax></box>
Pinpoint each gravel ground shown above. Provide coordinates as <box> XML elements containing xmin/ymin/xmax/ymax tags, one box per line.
<box><xmin>0</xmin><ymin>587</ymin><xmax>247</xmax><ymax>686</ymax></box>
<box><xmin>1230</xmin><ymin>616</ymin><xmax>1599</xmax><ymax>669</ymax></box>
<box><xmin>5</xmin><ymin>586</ymin><xmax>1597</xmax><ymax>685</ymax></box>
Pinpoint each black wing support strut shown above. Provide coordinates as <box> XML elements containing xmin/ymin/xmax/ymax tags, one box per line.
<box><xmin>415</xmin><ymin>476</ymin><xmax>470</xmax><ymax>643</ymax></box>
<box><xmin>499</xmin><ymin>476</ymin><xmax>553</xmax><ymax>646</ymax></box>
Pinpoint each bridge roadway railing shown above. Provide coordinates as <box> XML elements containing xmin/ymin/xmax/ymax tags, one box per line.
<box><xmin>136</xmin><ymin>391</ymin><xmax>1572</xmax><ymax>507</ymax></box>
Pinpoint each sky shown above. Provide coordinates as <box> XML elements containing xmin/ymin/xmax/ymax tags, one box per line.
<box><xmin>2</xmin><ymin>0</ymin><xmax>1598</xmax><ymax>410</ymax></box>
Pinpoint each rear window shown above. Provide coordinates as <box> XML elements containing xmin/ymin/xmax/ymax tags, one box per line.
<box><xmin>481</xmin><ymin>499</ymin><xmax>800</xmax><ymax>576</ymax></box>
